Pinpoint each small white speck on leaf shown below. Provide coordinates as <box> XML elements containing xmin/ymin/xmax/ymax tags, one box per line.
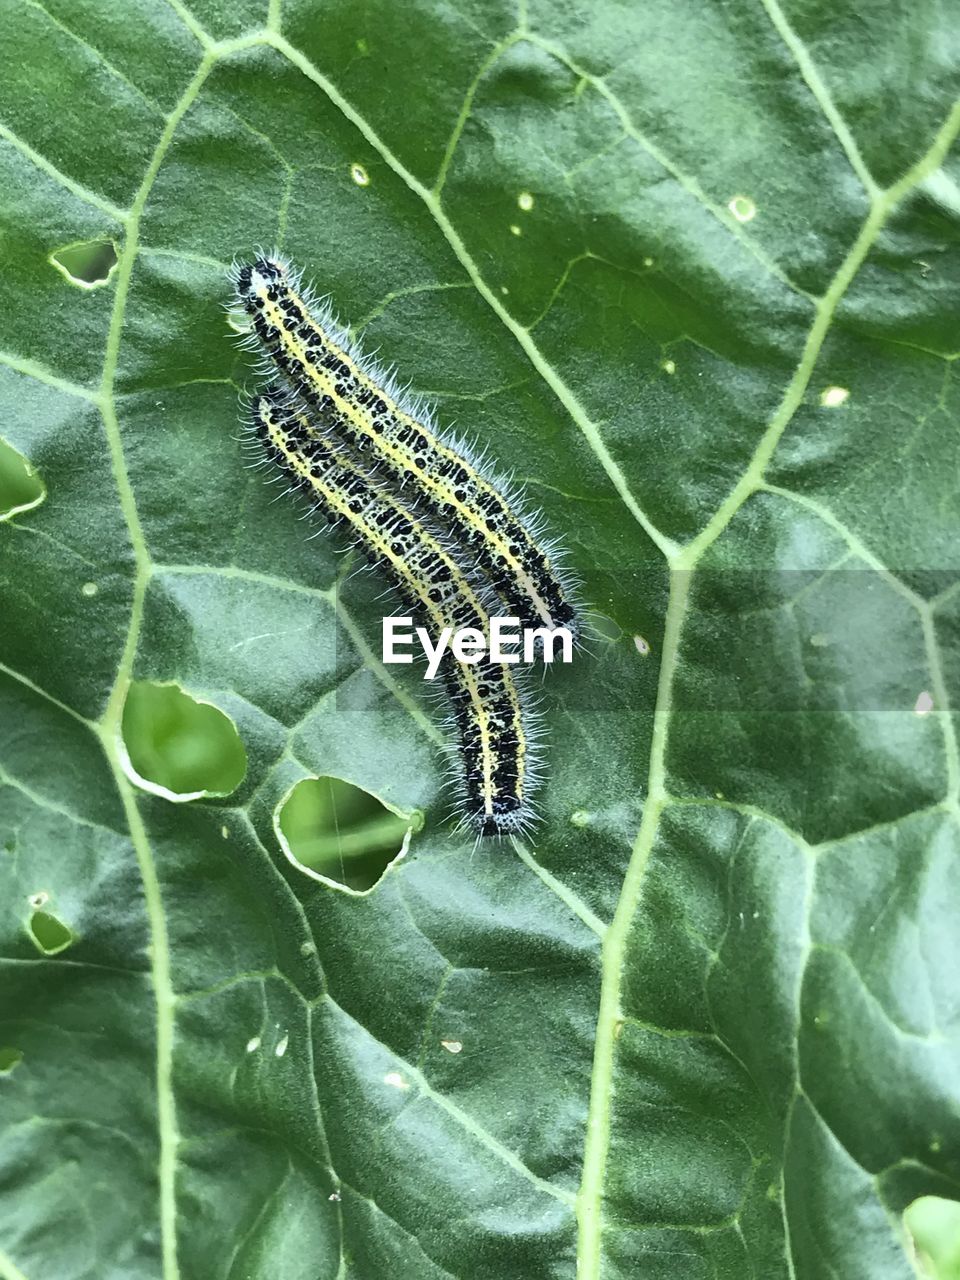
<box><xmin>28</xmin><ymin>891</ymin><xmax>49</xmax><ymax>909</ymax></box>
<box><xmin>246</xmin><ymin>1036</ymin><xmax>261</xmax><ymax>1053</ymax></box>
<box><xmin>661</xmin><ymin>359</ymin><xmax>676</xmax><ymax>375</ymax></box>
<box><xmin>517</xmin><ymin>191</ymin><xmax>534</xmax><ymax>211</ymax></box>
<box><xmin>915</xmin><ymin>690</ymin><xmax>934</xmax><ymax>716</ymax></box>
<box><xmin>350</xmin><ymin>163</ymin><xmax>370</xmax><ymax>187</ymax></box>
<box><xmin>643</xmin><ymin>256</ymin><xmax>654</xmax><ymax>267</ymax></box>
<box><xmin>81</xmin><ymin>581</ymin><xmax>98</xmax><ymax>597</ymax></box>
<box><xmin>384</xmin><ymin>1071</ymin><xmax>409</xmax><ymax>1089</ymax></box>
<box><xmin>820</xmin><ymin>385</ymin><xmax>849</xmax><ymax>407</ymax></box>
<box><xmin>633</xmin><ymin>635</ymin><xmax>650</xmax><ymax>655</ymax></box>
<box><xmin>220</xmin><ymin>824</ymin><xmax>229</xmax><ymax>839</ymax></box>
<box><xmin>728</xmin><ymin>195</ymin><xmax>757</xmax><ymax>222</ymax></box>
<box><xmin>441</xmin><ymin>1039</ymin><xmax>463</xmax><ymax>1054</ymax></box>
<box><xmin>275</xmin><ymin>1033</ymin><xmax>289</xmax><ymax>1058</ymax></box>
<box><xmin>328</xmin><ymin>1190</ymin><xmax>342</xmax><ymax>1201</ymax></box>
<box><xmin>509</xmin><ymin>224</ymin><xmax>522</xmax><ymax>237</ymax></box>
<box><xmin>570</xmin><ymin>809</ymin><xmax>591</xmax><ymax>828</ymax></box>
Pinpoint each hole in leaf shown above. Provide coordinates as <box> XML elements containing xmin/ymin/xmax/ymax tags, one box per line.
<box><xmin>49</xmin><ymin>239</ymin><xmax>118</xmax><ymax>288</ymax></box>
<box><xmin>121</xmin><ymin>681</ymin><xmax>246</xmax><ymax>800</ymax></box>
<box><xmin>727</xmin><ymin>194</ymin><xmax>757</xmax><ymax>223</ymax></box>
<box><xmin>0</xmin><ymin>1047</ymin><xmax>23</xmax><ymax>1074</ymax></box>
<box><xmin>28</xmin><ymin>909</ymin><xmax>75</xmax><ymax>955</ymax></box>
<box><xmin>0</xmin><ymin>438</ymin><xmax>44</xmax><ymax>521</ymax></box>
<box><xmin>905</xmin><ymin>1196</ymin><xmax>960</xmax><ymax>1278</ymax></box>
<box><xmin>277</xmin><ymin>777</ymin><xmax>416</xmax><ymax>893</ymax></box>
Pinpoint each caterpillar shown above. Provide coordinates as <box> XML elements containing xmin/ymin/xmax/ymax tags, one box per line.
<box><xmin>249</xmin><ymin>387</ymin><xmax>538</xmax><ymax>836</ymax></box>
<box><xmin>231</xmin><ymin>255</ymin><xmax>579</xmax><ymax>643</ymax></box>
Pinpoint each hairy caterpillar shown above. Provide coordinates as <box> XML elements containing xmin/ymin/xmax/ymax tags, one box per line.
<box><xmin>249</xmin><ymin>388</ymin><xmax>538</xmax><ymax>836</ymax></box>
<box><xmin>232</xmin><ymin>255</ymin><xmax>579</xmax><ymax>643</ymax></box>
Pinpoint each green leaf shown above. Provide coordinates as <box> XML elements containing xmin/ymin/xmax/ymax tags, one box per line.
<box><xmin>1</xmin><ymin>3</ymin><xmax>959</xmax><ymax>1278</ymax></box>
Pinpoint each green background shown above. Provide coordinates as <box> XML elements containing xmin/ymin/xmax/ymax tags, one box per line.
<box><xmin>1</xmin><ymin>0</ymin><xmax>959</xmax><ymax>1276</ymax></box>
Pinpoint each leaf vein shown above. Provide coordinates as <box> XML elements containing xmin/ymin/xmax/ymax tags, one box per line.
<box><xmin>0</xmin><ymin>120</ymin><xmax>127</xmax><ymax>222</ymax></box>
<box><xmin>756</xmin><ymin>0</ymin><xmax>877</xmax><ymax>195</ymax></box>
<box><xmin>324</xmin><ymin>992</ymin><xmax>577</xmax><ymax>1208</ymax></box>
